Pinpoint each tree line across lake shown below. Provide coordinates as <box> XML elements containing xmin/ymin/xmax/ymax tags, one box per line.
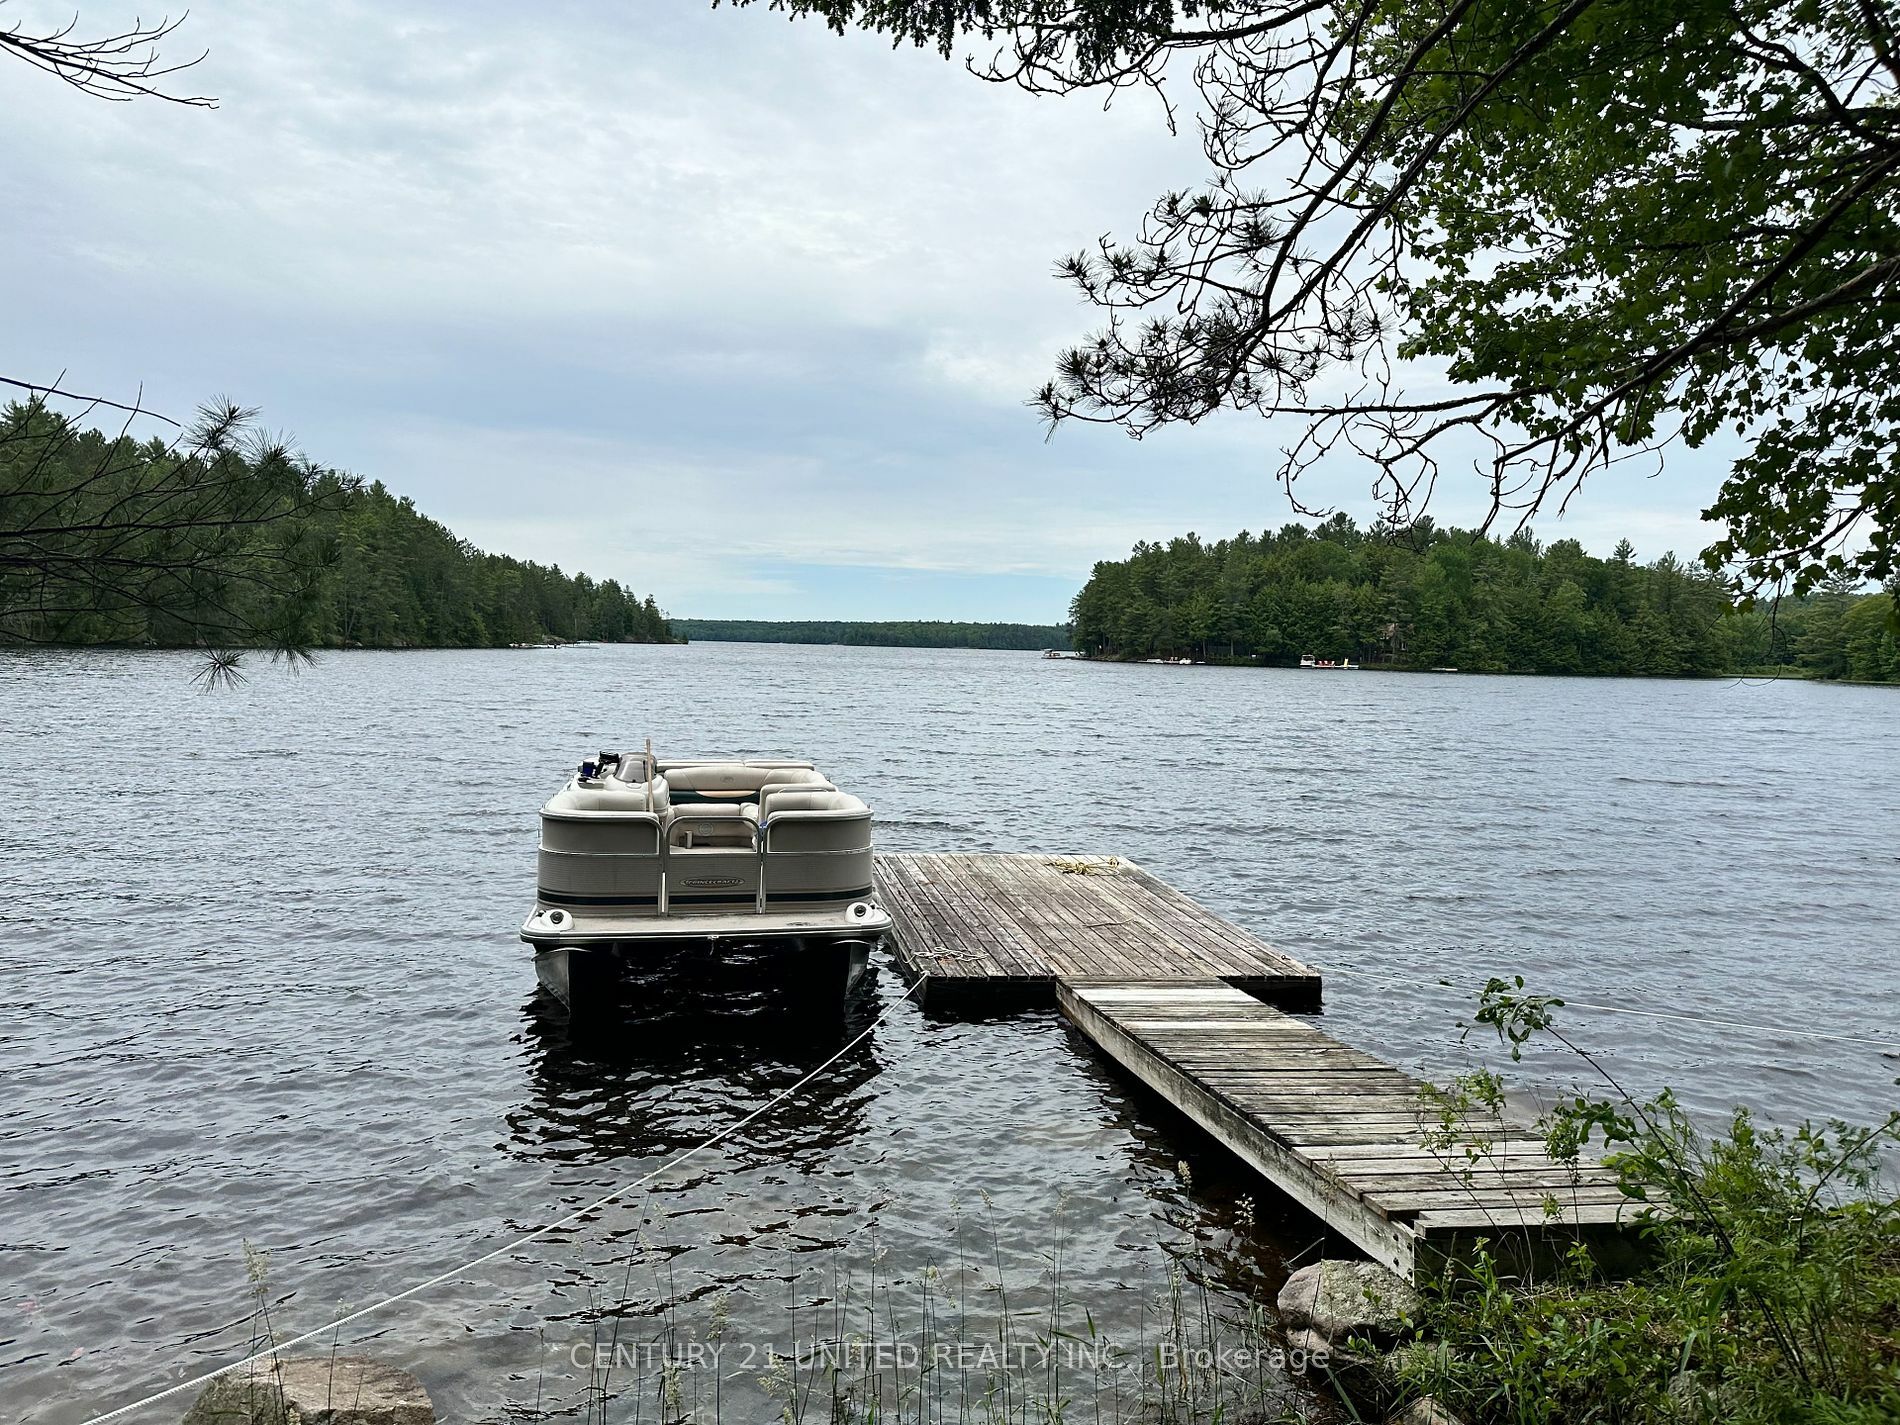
<box><xmin>1</xmin><ymin>403</ymin><xmax>674</xmax><ymax>650</ymax></box>
<box><xmin>310</xmin><ymin>476</ymin><xmax>675</xmax><ymax>648</ymax></box>
<box><xmin>672</xmin><ymin>619</ymin><xmax>1067</xmax><ymax>650</ymax></box>
<box><xmin>1069</xmin><ymin>518</ymin><xmax>1899</xmax><ymax>682</ymax></box>
<box><xmin>2</xmin><ymin>406</ymin><xmax>1074</xmax><ymax>656</ymax></box>
<box><xmin>11</xmin><ymin>403</ymin><xmax>1895</xmax><ymax>678</ymax></box>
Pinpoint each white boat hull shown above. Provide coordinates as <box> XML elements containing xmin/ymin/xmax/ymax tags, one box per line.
<box><xmin>521</xmin><ymin>902</ymin><xmax>891</xmax><ymax>947</ymax></box>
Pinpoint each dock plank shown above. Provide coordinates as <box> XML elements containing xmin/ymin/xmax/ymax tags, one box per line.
<box><xmin>1056</xmin><ymin>979</ymin><xmax>1651</xmax><ymax>1280</ymax></box>
<box><xmin>874</xmin><ymin>853</ymin><xmax>1321</xmax><ymax>1009</ymax></box>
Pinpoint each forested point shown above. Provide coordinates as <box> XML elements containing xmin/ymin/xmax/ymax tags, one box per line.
<box><xmin>671</xmin><ymin>619</ymin><xmax>1068</xmax><ymax>650</ymax></box>
<box><xmin>304</xmin><ymin>478</ymin><xmax>675</xmax><ymax>648</ymax></box>
<box><xmin>1070</xmin><ymin>519</ymin><xmax>1899</xmax><ymax>682</ymax></box>
<box><xmin>0</xmin><ymin>406</ymin><xmax>676</xmax><ymax>650</ymax></box>
<box><xmin>306</xmin><ymin>479</ymin><xmax>676</xmax><ymax>649</ymax></box>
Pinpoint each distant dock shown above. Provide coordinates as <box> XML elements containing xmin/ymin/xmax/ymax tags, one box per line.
<box><xmin>875</xmin><ymin>852</ymin><xmax>1645</xmax><ymax>1280</ymax></box>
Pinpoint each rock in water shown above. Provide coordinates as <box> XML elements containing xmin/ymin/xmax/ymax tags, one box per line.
<box><xmin>182</xmin><ymin>1358</ymin><xmax>433</xmax><ymax>1425</ymax></box>
<box><xmin>181</xmin><ymin>1372</ymin><xmax>290</xmax><ymax>1425</ymax></box>
<box><xmin>1277</xmin><ymin>1259</ymin><xmax>1421</xmax><ymax>1347</ymax></box>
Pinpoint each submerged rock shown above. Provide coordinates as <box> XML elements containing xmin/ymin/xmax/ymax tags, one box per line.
<box><xmin>182</xmin><ymin>1357</ymin><xmax>433</xmax><ymax>1425</ymax></box>
<box><xmin>1277</xmin><ymin>1259</ymin><xmax>1422</xmax><ymax>1347</ymax></box>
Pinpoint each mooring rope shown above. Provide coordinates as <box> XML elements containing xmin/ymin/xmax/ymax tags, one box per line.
<box><xmin>79</xmin><ymin>972</ymin><xmax>929</xmax><ymax>1425</ymax></box>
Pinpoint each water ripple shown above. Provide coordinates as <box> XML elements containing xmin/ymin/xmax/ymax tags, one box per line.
<box><xmin>1</xmin><ymin>645</ymin><xmax>1894</xmax><ymax>1423</ymax></box>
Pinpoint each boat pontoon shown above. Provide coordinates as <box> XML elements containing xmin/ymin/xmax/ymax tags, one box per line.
<box><xmin>521</xmin><ymin>750</ymin><xmax>892</xmax><ymax>1008</ymax></box>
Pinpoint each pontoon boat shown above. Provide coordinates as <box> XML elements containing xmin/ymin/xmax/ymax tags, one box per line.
<box><xmin>521</xmin><ymin>750</ymin><xmax>891</xmax><ymax>1009</ymax></box>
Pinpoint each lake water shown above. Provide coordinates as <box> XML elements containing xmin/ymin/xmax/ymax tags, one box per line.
<box><xmin>3</xmin><ymin>645</ymin><xmax>1896</xmax><ymax>1424</ymax></box>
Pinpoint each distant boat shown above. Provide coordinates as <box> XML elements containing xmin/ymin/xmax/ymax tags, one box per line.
<box><xmin>1298</xmin><ymin>653</ymin><xmax>1359</xmax><ymax>670</ymax></box>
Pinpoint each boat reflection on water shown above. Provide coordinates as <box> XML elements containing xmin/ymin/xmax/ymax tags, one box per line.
<box><xmin>505</xmin><ymin>952</ymin><xmax>892</xmax><ymax>1172</ymax></box>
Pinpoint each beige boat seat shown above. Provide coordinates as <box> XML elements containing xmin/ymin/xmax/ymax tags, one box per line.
<box><xmin>551</xmin><ymin>779</ymin><xmax>666</xmax><ymax>814</ymax></box>
<box><xmin>665</xmin><ymin>802</ymin><xmax>757</xmax><ymax>848</ymax></box>
<box><xmin>606</xmin><ymin>755</ymin><xmax>654</xmax><ymax>782</ymax></box>
<box><xmin>601</xmin><ymin>770</ymin><xmax>669</xmax><ymax>809</ymax></box>
<box><xmin>760</xmin><ymin>790</ymin><xmax>867</xmax><ymax>818</ymax></box>
<box><xmin>757</xmin><ymin>766</ymin><xmax>832</xmax><ymax>794</ymax></box>
<box><xmin>759</xmin><ymin>779</ymin><xmax>838</xmax><ymax>818</ymax></box>
<box><xmin>760</xmin><ymin>790</ymin><xmax>870</xmax><ymax>853</ymax></box>
<box><xmin>664</xmin><ymin>762</ymin><xmax>766</xmax><ymax>801</ymax></box>
<box><xmin>664</xmin><ymin>762</ymin><xmax>836</xmax><ymax>806</ymax></box>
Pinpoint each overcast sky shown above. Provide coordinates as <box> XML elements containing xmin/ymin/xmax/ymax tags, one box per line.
<box><xmin>2</xmin><ymin>1</ymin><xmax>1733</xmax><ymax>621</ymax></box>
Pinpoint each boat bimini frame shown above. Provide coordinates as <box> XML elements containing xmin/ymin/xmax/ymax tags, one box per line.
<box><xmin>520</xmin><ymin>745</ymin><xmax>893</xmax><ymax>949</ymax></box>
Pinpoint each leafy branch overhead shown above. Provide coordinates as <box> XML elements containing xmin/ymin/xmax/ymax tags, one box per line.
<box><xmin>725</xmin><ymin>0</ymin><xmax>1900</xmax><ymax>595</ymax></box>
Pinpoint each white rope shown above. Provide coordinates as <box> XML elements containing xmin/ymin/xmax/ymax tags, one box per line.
<box><xmin>1320</xmin><ymin>960</ymin><xmax>1900</xmax><ymax>1051</ymax></box>
<box><xmin>81</xmin><ymin>972</ymin><xmax>928</xmax><ymax>1425</ymax></box>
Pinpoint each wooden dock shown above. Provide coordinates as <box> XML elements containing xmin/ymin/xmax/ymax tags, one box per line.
<box><xmin>873</xmin><ymin>853</ymin><xmax>1321</xmax><ymax>1010</ymax></box>
<box><xmin>873</xmin><ymin>851</ymin><xmax>1646</xmax><ymax>1278</ymax></box>
<box><xmin>1057</xmin><ymin>980</ymin><xmax>1646</xmax><ymax>1280</ymax></box>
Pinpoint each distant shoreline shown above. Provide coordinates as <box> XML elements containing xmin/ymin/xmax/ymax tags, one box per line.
<box><xmin>16</xmin><ymin>644</ymin><xmax>1897</xmax><ymax>686</ymax></box>
<box><xmin>1068</xmin><ymin>652</ymin><xmax>1856</xmax><ymax>681</ymax></box>
<box><xmin>669</xmin><ymin>619</ymin><xmax>1070</xmax><ymax>652</ymax></box>
<box><xmin>0</xmin><ymin>636</ymin><xmax>678</xmax><ymax>653</ymax></box>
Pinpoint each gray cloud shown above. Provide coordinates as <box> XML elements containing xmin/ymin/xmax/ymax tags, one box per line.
<box><xmin>0</xmin><ymin>1</ymin><xmax>1727</xmax><ymax>618</ymax></box>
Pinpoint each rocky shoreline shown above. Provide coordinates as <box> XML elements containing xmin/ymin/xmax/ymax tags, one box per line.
<box><xmin>179</xmin><ymin>1257</ymin><xmax>1464</xmax><ymax>1425</ymax></box>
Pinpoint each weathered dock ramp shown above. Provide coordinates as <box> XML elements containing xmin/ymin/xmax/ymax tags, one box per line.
<box><xmin>874</xmin><ymin>853</ymin><xmax>1321</xmax><ymax>1010</ymax></box>
<box><xmin>1058</xmin><ymin>980</ymin><xmax>1646</xmax><ymax>1280</ymax></box>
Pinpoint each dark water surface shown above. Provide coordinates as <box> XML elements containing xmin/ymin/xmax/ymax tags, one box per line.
<box><xmin>2</xmin><ymin>645</ymin><xmax>1896</xmax><ymax>1423</ymax></box>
